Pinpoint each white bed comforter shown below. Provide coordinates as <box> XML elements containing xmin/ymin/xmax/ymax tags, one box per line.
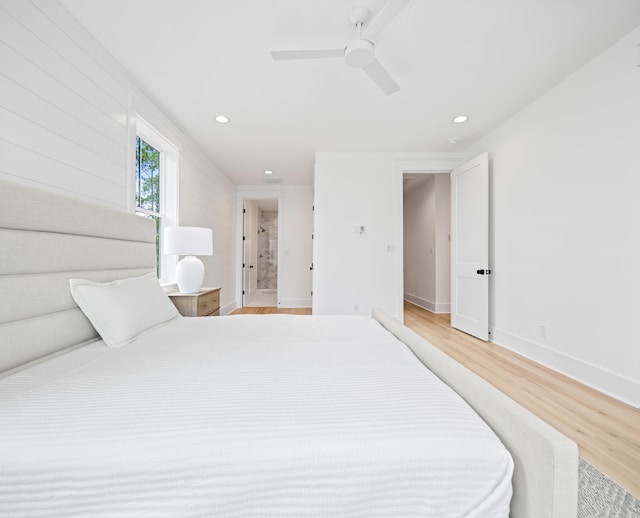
<box><xmin>0</xmin><ymin>315</ymin><xmax>513</xmax><ymax>517</ymax></box>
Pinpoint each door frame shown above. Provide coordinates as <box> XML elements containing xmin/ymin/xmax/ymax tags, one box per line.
<box><xmin>402</xmin><ymin>171</ymin><xmax>452</xmax><ymax>314</ymax></box>
<box><xmin>241</xmin><ymin>199</ymin><xmax>256</xmax><ymax>307</ymax></box>
<box><xmin>235</xmin><ymin>190</ymin><xmax>283</xmax><ymax>309</ymax></box>
<box><xmin>394</xmin><ymin>153</ymin><xmax>481</xmax><ymax>325</ymax></box>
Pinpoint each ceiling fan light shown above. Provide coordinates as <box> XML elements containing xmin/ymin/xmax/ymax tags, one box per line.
<box><xmin>345</xmin><ymin>39</ymin><xmax>375</xmax><ymax>68</ymax></box>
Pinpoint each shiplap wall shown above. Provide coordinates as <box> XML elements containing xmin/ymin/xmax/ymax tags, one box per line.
<box><xmin>0</xmin><ymin>0</ymin><xmax>237</xmax><ymax>310</ymax></box>
<box><xmin>179</xmin><ymin>139</ymin><xmax>237</xmax><ymax>313</ymax></box>
<box><xmin>0</xmin><ymin>0</ymin><xmax>130</xmax><ymax>206</ymax></box>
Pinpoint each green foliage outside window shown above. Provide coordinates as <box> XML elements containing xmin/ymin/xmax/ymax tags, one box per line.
<box><xmin>136</xmin><ymin>137</ymin><xmax>160</xmax><ymax>212</ymax></box>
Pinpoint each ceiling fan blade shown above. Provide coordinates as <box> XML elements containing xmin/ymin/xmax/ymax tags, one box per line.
<box><xmin>271</xmin><ymin>49</ymin><xmax>344</xmax><ymax>60</ymax></box>
<box><xmin>361</xmin><ymin>0</ymin><xmax>410</xmax><ymax>42</ymax></box>
<box><xmin>363</xmin><ymin>59</ymin><xmax>400</xmax><ymax>95</ymax></box>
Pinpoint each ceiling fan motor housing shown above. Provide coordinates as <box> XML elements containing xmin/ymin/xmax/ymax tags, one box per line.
<box><xmin>345</xmin><ymin>39</ymin><xmax>375</xmax><ymax>68</ymax></box>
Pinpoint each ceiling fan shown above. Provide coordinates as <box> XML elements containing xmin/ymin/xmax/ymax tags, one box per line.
<box><xmin>270</xmin><ymin>0</ymin><xmax>410</xmax><ymax>95</ymax></box>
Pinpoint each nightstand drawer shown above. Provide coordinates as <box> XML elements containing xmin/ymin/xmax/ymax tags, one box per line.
<box><xmin>198</xmin><ymin>289</ymin><xmax>220</xmax><ymax>316</ymax></box>
<box><xmin>168</xmin><ymin>287</ymin><xmax>221</xmax><ymax>317</ymax></box>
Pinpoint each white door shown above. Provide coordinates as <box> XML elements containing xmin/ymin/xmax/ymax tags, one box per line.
<box><xmin>451</xmin><ymin>152</ymin><xmax>490</xmax><ymax>340</ymax></box>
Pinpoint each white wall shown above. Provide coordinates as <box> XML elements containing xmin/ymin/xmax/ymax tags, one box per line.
<box><xmin>313</xmin><ymin>153</ymin><xmax>460</xmax><ymax>319</ymax></box>
<box><xmin>314</xmin><ymin>28</ymin><xmax>639</xmax><ymax>408</ymax></box>
<box><xmin>464</xmin><ymin>26</ymin><xmax>640</xmax><ymax>406</ymax></box>
<box><xmin>236</xmin><ymin>185</ymin><xmax>313</xmax><ymax>308</ymax></box>
<box><xmin>403</xmin><ymin>174</ymin><xmax>451</xmax><ymax>313</ymax></box>
<box><xmin>0</xmin><ymin>0</ymin><xmax>237</xmax><ymax>312</ymax></box>
<box><xmin>313</xmin><ymin>153</ymin><xmax>401</xmax><ymax>317</ymax></box>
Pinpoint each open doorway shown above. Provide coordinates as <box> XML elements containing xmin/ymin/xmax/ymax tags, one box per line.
<box><xmin>402</xmin><ymin>172</ymin><xmax>451</xmax><ymax>314</ymax></box>
<box><xmin>243</xmin><ymin>199</ymin><xmax>278</xmax><ymax>307</ymax></box>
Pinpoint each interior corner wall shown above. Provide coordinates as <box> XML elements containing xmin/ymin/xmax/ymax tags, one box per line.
<box><xmin>464</xmin><ymin>25</ymin><xmax>640</xmax><ymax>406</ymax></box>
<box><xmin>0</xmin><ymin>0</ymin><xmax>237</xmax><ymax>313</ymax></box>
<box><xmin>178</xmin><ymin>142</ymin><xmax>236</xmax><ymax>314</ymax></box>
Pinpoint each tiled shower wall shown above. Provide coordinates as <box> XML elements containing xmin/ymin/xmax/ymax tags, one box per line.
<box><xmin>257</xmin><ymin>210</ymin><xmax>278</xmax><ymax>289</ymax></box>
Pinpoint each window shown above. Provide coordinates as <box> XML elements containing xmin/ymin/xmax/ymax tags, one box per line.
<box><xmin>135</xmin><ymin>136</ymin><xmax>162</xmax><ymax>274</ymax></box>
<box><xmin>134</xmin><ymin>117</ymin><xmax>179</xmax><ymax>283</ymax></box>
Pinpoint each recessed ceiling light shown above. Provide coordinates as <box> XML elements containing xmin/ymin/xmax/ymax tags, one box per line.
<box><xmin>264</xmin><ymin>170</ymin><xmax>273</xmax><ymax>175</ymax></box>
<box><xmin>447</xmin><ymin>138</ymin><xmax>458</xmax><ymax>145</ymax></box>
<box><xmin>215</xmin><ymin>115</ymin><xmax>230</xmax><ymax>124</ymax></box>
<box><xmin>452</xmin><ymin>115</ymin><xmax>469</xmax><ymax>124</ymax></box>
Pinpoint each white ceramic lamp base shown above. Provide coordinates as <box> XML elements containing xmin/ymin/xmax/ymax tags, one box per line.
<box><xmin>176</xmin><ymin>255</ymin><xmax>205</xmax><ymax>293</ymax></box>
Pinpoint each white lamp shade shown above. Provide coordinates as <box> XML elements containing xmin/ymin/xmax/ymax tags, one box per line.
<box><xmin>164</xmin><ymin>226</ymin><xmax>213</xmax><ymax>256</ymax></box>
<box><xmin>164</xmin><ymin>226</ymin><xmax>213</xmax><ymax>293</ymax></box>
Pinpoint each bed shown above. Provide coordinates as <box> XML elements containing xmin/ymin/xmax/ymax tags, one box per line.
<box><xmin>0</xmin><ymin>178</ymin><xmax>578</xmax><ymax>517</ymax></box>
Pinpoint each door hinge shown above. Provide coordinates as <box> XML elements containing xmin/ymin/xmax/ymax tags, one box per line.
<box><xmin>243</xmin><ymin>235</ymin><xmax>246</xmax><ymax>241</ymax></box>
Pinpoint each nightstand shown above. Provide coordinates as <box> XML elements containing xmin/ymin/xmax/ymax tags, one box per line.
<box><xmin>167</xmin><ymin>287</ymin><xmax>221</xmax><ymax>317</ymax></box>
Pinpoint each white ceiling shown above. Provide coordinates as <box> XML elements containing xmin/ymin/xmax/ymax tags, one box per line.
<box><xmin>59</xmin><ymin>0</ymin><xmax>640</xmax><ymax>186</ymax></box>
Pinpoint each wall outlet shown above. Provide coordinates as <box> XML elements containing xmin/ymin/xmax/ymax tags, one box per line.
<box><xmin>539</xmin><ymin>324</ymin><xmax>547</xmax><ymax>339</ymax></box>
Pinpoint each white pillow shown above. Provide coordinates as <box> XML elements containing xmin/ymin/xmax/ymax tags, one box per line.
<box><xmin>69</xmin><ymin>272</ymin><xmax>180</xmax><ymax>347</ymax></box>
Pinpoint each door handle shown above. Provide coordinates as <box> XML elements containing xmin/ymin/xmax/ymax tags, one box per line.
<box><xmin>476</xmin><ymin>269</ymin><xmax>491</xmax><ymax>275</ymax></box>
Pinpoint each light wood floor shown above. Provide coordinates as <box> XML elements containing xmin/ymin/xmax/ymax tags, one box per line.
<box><xmin>229</xmin><ymin>302</ymin><xmax>640</xmax><ymax>498</ymax></box>
<box><xmin>230</xmin><ymin>306</ymin><xmax>311</xmax><ymax>315</ymax></box>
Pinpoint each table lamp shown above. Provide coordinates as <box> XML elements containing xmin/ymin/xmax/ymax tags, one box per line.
<box><xmin>164</xmin><ymin>226</ymin><xmax>213</xmax><ymax>293</ymax></box>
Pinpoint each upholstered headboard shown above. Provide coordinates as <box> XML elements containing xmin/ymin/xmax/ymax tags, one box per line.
<box><xmin>0</xmin><ymin>179</ymin><xmax>156</xmax><ymax>376</ymax></box>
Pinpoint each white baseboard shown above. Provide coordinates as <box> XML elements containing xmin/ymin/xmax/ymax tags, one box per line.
<box><xmin>223</xmin><ymin>299</ymin><xmax>311</xmax><ymax>312</ymax></box>
<box><xmin>491</xmin><ymin>326</ymin><xmax>640</xmax><ymax>408</ymax></box>
<box><xmin>220</xmin><ymin>301</ymin><xmax>236</xmax><ymax>316</ymax></box>
<box><xmin>404</xmin><ymin>294</ymin><xmax>450</xmax><ymax>314</ymax></box>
